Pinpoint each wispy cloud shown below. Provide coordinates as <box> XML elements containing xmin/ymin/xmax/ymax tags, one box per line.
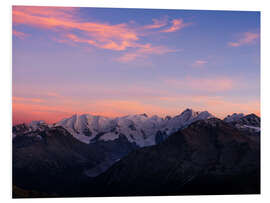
<box><xmin>194</xmin><ymin>60</ymin><xmax>208</xmax><ymax>65</ymax></box>
<box><xmin>13</xmin><ymin>96</ymin><xmax>44</xmax><ymax>103</ymax></box>
<box><xmin>192</xmin><ymin>60</ymin><xmax>208</xmax><ymax>67</ymax></box>
<box><xmin>161</xmin><ymin>19</ymin><xmax>190</xmax><ymax>33</ymax></box>
<box><xmin>86</xmin><ymin>99</ymin><xmax>168</xmax><ymax>117</ymax></box>
<box><xmin>116</xmin><ymin>44</ymin><xmax>177</xmax><ymax>63</ymax></box>
<box><xmin>143</xmin><ymin>18</ymin><xmax>168</xmax><ymax>30</ymax></box>
<box><xmin>12</xmin><ymin>6</ymin><xmax>191</xmax><ymax>62</ymax></box>
<box><xmin>164</xmin><ymin>76</ymin><xmax>234</xmax><ymax>92</ymax></box>
<box><xmin>228</xmin><ymin>32</ymin><xmax>260</xmax><ymax>47</ymax></box>
<box><xmin>13</xmin><ymin>6</ymin><xmax>138</xmax><ymax>51</ymax></box>
<box><xmin>13</xmin><ymin>30</ymin><xmax>30</xmax><ymax>39</ymax></box>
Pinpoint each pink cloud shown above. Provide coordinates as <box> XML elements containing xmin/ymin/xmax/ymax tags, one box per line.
<box><xmin>13</xmin><ymin>96</ymin><xmax>44</xmax><ymax>103</ymax></box>
<box><xmin>165</xmin><ymin>76</ymin><xmax>234</xmax><ymax>92</ymax></box>
<box><xmin>64</xmin><ymin>33</ymin><xmax>135</xmax><ymax>51</ymax></box>
<box><xmin>228</xmin><ymin>32</ymin><xmax>260</xmax><ymax>47</ymax></box>
<box><xmin>12</xmin><ymin>6</ymin><xmax>191</xmax><ymax>62</ymax></box>
<box><xmin>13</xmin><ymin>6</ymin><xmax>138</xmax><ymax>51</ymax></box>
<box><xmin>192</xmin><ymin>60</ymin><xmax>208</xmax><ymax>67</ymax></box>
<box><xmin>161</xmin><ymin>19</ymin><xmax>189</xmax><ymax>33</ymax></box>
<box><xmin>195</xmin><ymin>60</ymin><xmax>208</xmax><ymax>65</ymax></box>
<box><xmin>13</xmin><ymin>30</ymin><xmax>30</xmax><ymax>39</ymax></box>
<box><xmin>143</xmin><ymin>18</ymin><xmax>168</xmax><ymax>29</ymax></box>
<box><xmin>116</xmin><ymin>44</ymin><xmax>176</xmax><ymax>63</ymax></box>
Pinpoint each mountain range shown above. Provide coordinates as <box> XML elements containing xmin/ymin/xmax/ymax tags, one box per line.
<box><xmin>12</xmin><ymin>109</ymin><xmax>260</xmax><ymax>197</ymax></box>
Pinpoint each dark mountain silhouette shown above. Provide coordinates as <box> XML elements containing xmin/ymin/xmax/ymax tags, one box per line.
<box><xmin>84</xmin><ymin>118</ymin><xmax>260</xmax><ymax>196</ymax></box>
<box><xmin>13</xmin><ymin>126</ymin><xmax>138</xmax><ymax>197</ymax></box>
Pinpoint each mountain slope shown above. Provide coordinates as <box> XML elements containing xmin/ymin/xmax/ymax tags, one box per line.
<box><xmin>224</xmin><ymin>113</ymin><xmax>260</xmax><ymax>137</ymax></box>
<box><xmin>13</xmin><ymin>126</ymin><xmax>138</xmax><ymax>196</ymax></box>
<box><xmin>85</xmin><ymin>118</ymin><xmax>260</xmax><ymax>196</ymax></box>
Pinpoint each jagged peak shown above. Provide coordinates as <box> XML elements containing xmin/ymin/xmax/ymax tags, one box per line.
<box><xmin>226</xmin><ymin>113</ymin><xmax>245</xmax><ymax>117</ymax></box>
<box><xmin>181</xmin><ymin>108</ymin><xmax>195</xmax><ymax>114</ymax></box>
<box><xmin>178</xmin><ymin>108</ymin><xmax>213</xmax><ymax>118</ymax></box>
<box><xmin>224</xmin><ymin>113</ymin><xmax>245</xmax><ymax>122</ymax></box>
<box><xmin>245</xmin><ymin>113</ymin><xmax>260</xmax><ymax>118</ymax></box>
<box><xmin>140</xmin><ymin>113</ymin><xmax>148</xmax><ymax>117</ymax></box>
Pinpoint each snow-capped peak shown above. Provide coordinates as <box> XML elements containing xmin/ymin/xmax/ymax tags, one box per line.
<box><xmin>178</xmin><ymin>108</ymin><xmax>199</xmax><ymax>120</ymax></box>
<box><xmin>53</xmin><ymin>110</ymin><xmax>216</xmax><ymax>146</ymax></box>
<box><xmin>180</xmin><ymin>108</ymin><xmax>198</xmax><ymax>115</ymax></box>
<box><xmin>162</xmin><ymin>109</ymin><xmax>214</xmax><ymax>135</ymax></box>
<box><xmin>224</xmin><ymin>113</ymin><xmax>245</xmax><ymax>123</ymax></box>
<box><xmin>13</xmin><ymin>108</ymin><xmax>218</xmax><ymax>146</ymax></box>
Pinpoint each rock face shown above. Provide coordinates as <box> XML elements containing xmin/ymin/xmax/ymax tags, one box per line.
<box><xmin>224</xmin><ymin>114</ymin><xmax>260</xmax><ymax>138</ymax></box>
<box><xmin>12</xmin><ymin>126</ymin><xmax>138</xmax><ymax>196</ymax></box>
<box><xmin>86</xmin><ymin>118</ymin><xmax>260</xmax><ymax>196</ymax></box>
<box><xmin>227</xmin><ymin>113</ymin><xmax>260</xmax><ymax>127</ymax></box>
<box><xmin>224</xmin><ymin>113</ymin><xmax>245</xmax><ymax>123</ymax></box>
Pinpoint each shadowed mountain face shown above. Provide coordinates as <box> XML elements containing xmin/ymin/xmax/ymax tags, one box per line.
<box><xmin>225</xmin><ymin>113</ymin><xmax>260</xmax><ymax>127</ymax></box>
<box><xmin>13</xmin><ymin>126</ymin><xmax>138</xmax><ymax>196</ymax></box>
<box><xmin>85</xmin><ymin>118</ymin><xmax>260</xmax><ymax>196</ymax></box>
<box><xmin>227</xmin><ymin>114</ymin><xmax>260</xmax><ymax>131</ymax></box>
<box><xmin>13</xmin><ymin>115</ymin><xmax>260</xmax><ymax>198</ymax></box>
<box><xmin>224</xmin><ymin>114</ymin><xmax>260</xmax><ymax>140</ymax></box>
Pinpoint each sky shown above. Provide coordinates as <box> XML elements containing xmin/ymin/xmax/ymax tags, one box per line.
<box><xmin>12</xmin><ymin>6</ymin><xmax>260</xmax><ymax>124</ymax></box>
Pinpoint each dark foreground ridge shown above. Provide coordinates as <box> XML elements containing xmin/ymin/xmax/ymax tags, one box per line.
<box><xmin>13</xmin><ymin>118</ymin><xmax>260</xmax><ymax>197</ymax></box>
<box><xmin>13</xmin><ymin>126</ymin><xmax>138</xmax><ymax>197</ymax></box>
<box><xmin>83</xmin><ymin>118</ymin><xmax>260</xmax><ymax>196</ymax></box>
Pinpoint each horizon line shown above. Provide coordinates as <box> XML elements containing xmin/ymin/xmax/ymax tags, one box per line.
<box><xmin>12</xmin><ymin>108</ymin><xmax>260</xmax><ymax>126</ymax></box>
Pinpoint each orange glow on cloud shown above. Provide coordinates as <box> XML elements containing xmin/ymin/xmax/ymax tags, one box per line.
<box><xmin>228</xmin><ymin>32</ymin><xmax>260</xmax><ymax>47</ymax></box>
<box><xmin>12</xmin><ymin>6</ymin><xmax>139</xmax><ymax>52</ymax></box>
<box><xmin>161</xmin><ymin>19</ymin><xmax>189</xmax><ymax>33</ymax></box>
<box><xmin>143</xmin><ymin>18</ymin><xmax>168</xmax><ymax>29</ymax></box>
<box><xmin>117</xmin><ymin>43</ymin><xmax>176</xmax><ymax>62</ymax></box>
<box><xmin>12</xmin><ymin>6</ymin><xmax>189</xmax><ymax>61</ymax></box>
